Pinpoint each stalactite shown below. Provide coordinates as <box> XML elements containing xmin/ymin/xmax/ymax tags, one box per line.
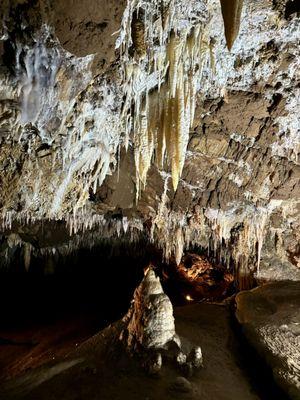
<box><xmin>219</xmin><ymin>0</ymin><xmax>243</xmax><ymax>50</ymax></box>
<box><xmin>175</xmin><ymin>227</ymin><xmax>184</xmax><ymax>265</ymax></box>
<box><xmin>2</xmin><ymin>0</ymin><xmax>298</xmax><ymax>284</ymax></box>
<box><xmin>203</xmin><ymin>203</ymin><xmax>283</xmax><ymax>282</ymax></box>
<box><xmin>118</xmin><ymin>1</ymin><xmax>210</xmax><ymax>198</ymax></box>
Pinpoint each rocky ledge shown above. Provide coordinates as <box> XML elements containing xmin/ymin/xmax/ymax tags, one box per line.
<box><xmin>235</xmin><ymin>281</ymin><xmax>300</xmax><ymax>400</ymax></box>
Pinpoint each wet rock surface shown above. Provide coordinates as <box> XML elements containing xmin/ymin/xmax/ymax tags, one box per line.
<box><xmin>236</xmin><ymin>281</ymin><xmax>300</xmax><ymax>400</ymax></box>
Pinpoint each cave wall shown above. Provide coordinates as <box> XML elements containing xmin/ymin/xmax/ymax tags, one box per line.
<box><xmin>0</xmin><ymin>0</ymin><xmax>299</xmax><ymax>282</ymax></box>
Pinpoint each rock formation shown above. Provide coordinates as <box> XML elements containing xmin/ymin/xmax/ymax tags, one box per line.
<box><xmin>121</xmin><ymin>267</ymin><xmax>203</xmax><ymax>374</ymax></box>
<box><xmin>236</xmin><ymin>281</ymin><xmax>300</xmax><ymax>400</ymax></box>
<box><xmin>0</xmin><ymin>1</ymin><xmax>299</xmax><ymax>398</ymax></box>
<box><xmin>220</xmin><ymin>0</ymin><xmax>244</xmax><ymax>50</ymax></box>
<box><xmin>0</xmin><ymin>1</ymin><xmax>299</xmax><ymax>286</ymax></box>
<box><xmin>163</xmin><ymin>253</ymin><xmax>235</xmax><ymax>300</ymax></box>
<box><xmin>121</xmin><ymin>268</ymin><xmax>180</xmax><ymax>351</ymax></box>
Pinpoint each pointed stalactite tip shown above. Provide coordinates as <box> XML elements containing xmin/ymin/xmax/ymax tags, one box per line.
<box><xmin>219</xmin><ymin>0</ymin><xmax>244</xmax><ymax>51</ymax></box>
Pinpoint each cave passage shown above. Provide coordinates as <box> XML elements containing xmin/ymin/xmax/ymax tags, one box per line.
<box><xmin>0</xmin><ymin>245</ymin><xmax>290</xmax><ymax>400</ymax></box>
<box><xmin>0</xmin><ymin>243</ymin><xmax>234</xmax><ymax>380</ymax></box>
<box><xmin>0</xmin><ymin>242</ymin><xmax>149</xmax><ymax>380</ymax></box>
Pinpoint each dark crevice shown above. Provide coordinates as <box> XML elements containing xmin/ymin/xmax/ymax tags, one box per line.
<box><xmin>267</xmin><ymin>93</ymin><xmax>283</xmax><ymax>113</ymax></box>
<box><xmin>285</xmin><ymin>0</ymin><xmax>300</xmax><ymax>18</ymax></box>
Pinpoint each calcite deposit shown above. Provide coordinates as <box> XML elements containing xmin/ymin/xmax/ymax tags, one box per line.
<box><xmin>0</xmin><ymin>0</ymin><xmax>299</xmax><ymax>286</ymax></box>
<box><xmin>121</xmin><ymin>268</ymin><xmax>180</xmax><ymax>351</ymax></box>
<box><xmin>120</xmin><ymin>268</ymin><xmax>203</xmax><ymax>374</ymax></box>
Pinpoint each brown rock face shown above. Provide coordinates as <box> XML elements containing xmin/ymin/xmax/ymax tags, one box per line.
<box><xmin>163</xmin><ymin>253</ymin><xmax>235</xmax><ymax>300</ymax></box>
<box><xmin>50</xmin><ymin>0</ymin><xmax>125</xmax><ymax>56</ymax></box>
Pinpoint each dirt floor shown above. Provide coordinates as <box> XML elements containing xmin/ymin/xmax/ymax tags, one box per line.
<box><xmin>0</xmin><ymin>312</ymin><xmax>100</xmax><ymax>381</ymax></box>
<box><xmin>0</xmin><ymin>302</ymin><xmax>290</xmax><ymax>400</ymax></box>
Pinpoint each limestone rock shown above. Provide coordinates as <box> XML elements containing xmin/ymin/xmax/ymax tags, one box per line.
<box><xmin>0</xmin><ymin>0</ymin><xmax>299</xmax><ymax>289</ymax></box>
<box><xmin>144</xmin><ymin>352</ymin><xmax>162</xmax><ymax>376</ymax></box>
<box><xmin>121</xmin><ymin>268</ymin><xmax>204</xmax><ymax>376</ymax></box>
<box><xmin>187</xmin><ymin>346</ymin><xmax>203</xmax><ymax>369</ymax></box>
<box><xmin>122</xmin><ymin>268</ymin><xmax>180</xmax><ymax>351</ymax></box>
<box><xmin>176</xmin><ymin>351</ymin><xmax>187</xmax><ymax>365</ymax></box>
<box><xmin>236</xmin><ymin>281</ymin><xmax>300</xmax><ymax>400</ymax></box>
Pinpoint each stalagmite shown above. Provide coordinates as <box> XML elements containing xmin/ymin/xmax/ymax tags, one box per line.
<box><xmin>120</xmin><ymin>268</ymin><xmax>203</xmax><ymax>374</ymax></box>
<box><xmin>219</xmin><ymin>0</ymin><xmax>244</xmax><ymax>50</ymax></box>
<box><xmin>121</xmin><ymin>268</ymin><xmax>180</xmax><ymax>350</ymax></box>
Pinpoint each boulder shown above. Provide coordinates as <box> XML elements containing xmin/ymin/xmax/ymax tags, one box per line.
<box><xmin>236</xmin><ymin>281</ymin><xmax>300</xmax><ymax>400</ymax></box>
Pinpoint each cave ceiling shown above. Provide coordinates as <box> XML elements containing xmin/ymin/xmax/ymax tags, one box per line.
<box><xmin>0</xmin><ymin>0</ymin><xmax>299</xmax><ymax>281</ymax></box>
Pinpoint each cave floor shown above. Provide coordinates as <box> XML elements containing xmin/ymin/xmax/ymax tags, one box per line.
<box><xmin>0</xmin><ymin>303</ymin><xmax>286</xmax><ymax>400</ymax></box>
